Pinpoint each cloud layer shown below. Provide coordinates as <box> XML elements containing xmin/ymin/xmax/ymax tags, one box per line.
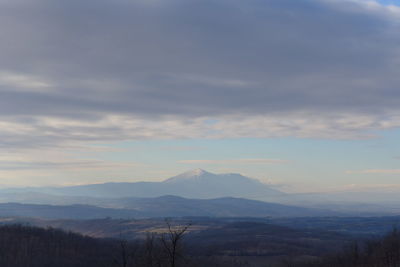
<box><xmin>0</xmin><ymin>0</ymin><xmax>400</xmax><ymax>147</ymax></box>
<box><xmin>178</xmin><ymin>159</ymin><xmax>288</xmax><ymax>165</ymax></box>
<box><xmin>347</xmin><ymin>169</ymin><xmax>400</xmax><ymax>174</ymax></box>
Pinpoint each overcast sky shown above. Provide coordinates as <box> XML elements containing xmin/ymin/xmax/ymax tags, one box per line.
<box><xmin>0</xmin><ymin>0</ymin><xmax>399</xmax><ymax>191</ymax></box>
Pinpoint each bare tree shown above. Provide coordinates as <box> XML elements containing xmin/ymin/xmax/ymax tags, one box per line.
<box><xmin>113</xmin><ymin>239</ymin><xmax>138</xmax><ymax>267</ymax></box>
<box><xmin>140</xmin><ymin>232</ymin><xmax>162</xmax><ymax>267</ymax></box>
<box><xmin>159</xmin><ymin>220</ymin><xmax>190</xmax><ymax>267</ymax></box>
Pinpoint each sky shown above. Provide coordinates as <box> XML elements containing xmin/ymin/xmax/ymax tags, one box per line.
<box><xmin>0</xmin><ymin>0</ymin><xmax>399</xmax><ymax>191</ymax></box>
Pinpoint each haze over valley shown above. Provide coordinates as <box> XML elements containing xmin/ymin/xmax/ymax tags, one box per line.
<box><xmin>0</xmin><ymin>169</ymin><xmax>399</xmax><ymax>219</ymax></box>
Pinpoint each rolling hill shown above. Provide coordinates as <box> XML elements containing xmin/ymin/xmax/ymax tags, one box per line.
<box><xmin>0</xmin><ymin>195</ymin><xmax>338</xmax><ymax>219</ymax></box>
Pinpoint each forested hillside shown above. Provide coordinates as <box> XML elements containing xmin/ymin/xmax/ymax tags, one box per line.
<box><xmin>0</xmin><ymin>224</ymin><xmax>244</xmax><ymax>267</ymax></box>
<box><xmin>289</xmin><ymin>228</ymin><xmax>400</xmax><ymax>267</ymax></box>
<box><xmin>0</xmin><ymin>225</ymin><xmax>117</xmax><ymax>267</ymax></box>
<box><xmin>2</xmin><ymin>223</ymin><xmax>400</xmax><ymax>267</ymax></box>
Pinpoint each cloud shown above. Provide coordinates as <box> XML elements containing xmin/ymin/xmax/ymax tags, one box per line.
<box><xmin>178</xmin><ymin>158</ymin><xmax>288</xmax><ymax>165</ymax></box>
<box><xmin>347</xmin><ymin>169</ymin><xmax>400</xmax><ymax>174</ymax></box>
<box><xmin>1</xmin><ymin>112</ymin><xmax>399</xmax><ymax>152</ymax></box>
<box><xmin>0</xmin><ymin>71</ymin><xmax>51</xmax><ymax>92</ymax></box>
<box><xmin>0</xmin><ymin>151</ymin><xmax>141</xmax><ymax>171</ymax></box>
<box><xmin>160</xmin><ymin>146</ymin><xmax>203</xmax><ymax>151</ymax></box>
<box><xmin>0</xmin><ymin>0</ymin><xmax>399</xmax><ymax>146</ymax></box>
<box><xmin>0</xmin><ymin>147</ymin><xmax>146</xmax><ymax>186</ymax></box>
<box><xmin>0</xmin><ymin>158</ymin><xmax>140</xmax><ymax>171</ymax></box>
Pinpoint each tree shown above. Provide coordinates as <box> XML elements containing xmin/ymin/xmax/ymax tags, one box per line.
<box><xmin>159</xmin><ymin>220</ymin><xmax>190</xmax><ymax>267</ymax></box>
<box><xmin>113</xmin><ymin>239</ymin><xmax>139</xmax><ymax>267</ymax></box>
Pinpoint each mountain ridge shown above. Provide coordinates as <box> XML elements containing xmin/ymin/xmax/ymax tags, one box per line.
<box><xmin>0</xmin><ymin>169</ymin><xmax>283</xmax><ymax>200</ymax></box>
<box><xmin>0</xmin><ymin>195</ymin><xmax>341</xmax><ymax>219</ymax></box>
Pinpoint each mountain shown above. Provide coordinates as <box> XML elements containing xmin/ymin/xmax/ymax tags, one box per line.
<box><xmin>112</xmin><ymin>195</ymin><xmax>338</xmax><ymax>217</ymax></box>
<box><xmin>0</xmin><ymin>169</ymin><xmax>284</xmax><ymax>200</ymax></box>
<box><xmin>0</xmin><ymin>196</ymin><xmax>339</xmax><ymax>219</ymax></box>
<box><xmin>0</xmin><ymin>203</ymin><xmax>140</xmax><ymax>219</ymax></box>
<box><xmin>162</xmin><ymin>169</ymin><xmax>283</xmax><ymax>199</ymax></box>
<box><xmin>2</xmin><ymin>169</ymin><xmax>400</xmax><ymax>216</ymax></box>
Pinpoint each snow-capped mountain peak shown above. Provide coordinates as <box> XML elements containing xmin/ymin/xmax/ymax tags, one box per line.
<box><xmin>185</xmin><ymin>168</ymin><xmax>208</xmax><ymax>177</ymax></box>
<box><xmin>163</xmin><ymin>168</ymin><xmax>212</xmax><ymax>183</ymax></box>
<box><xmin>162</xmin><ymin>169</ymin><xmax>284</xmax><ymax>198</ymax></box>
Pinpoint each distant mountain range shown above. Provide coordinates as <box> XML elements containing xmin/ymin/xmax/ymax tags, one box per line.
<box><xmin>0</xmin><ymin>196</ymin><xmax>339</xmax><ymax>219</ymax></box>
<box><xmin>1</xmin><ymin>169</ymin><xmax>284</xmax><ymax>200</ymax></box>
<box><xmin>0</xmin><ymin>169</ymin><xmax>399</xmax><ymax>218</ymax></box>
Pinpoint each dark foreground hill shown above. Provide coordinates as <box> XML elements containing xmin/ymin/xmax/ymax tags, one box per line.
<box><xmin>1</xmin><ymin>219</ymin><xmax>400</xmax><ymax>267</ymax></box>
<box><xmin>0</xmin><ymin>222</ymin><xmax>348</xmax><ymax>267</ymax></box>
<box><xmin>0</xmin><ymin>224</ymin><xmax>119</xmax><ymax>267</ymax></box>
<box><xmin>0</xmin><ymin>218</ymin><xmax>400</xmax><ymax>267</ymax></box>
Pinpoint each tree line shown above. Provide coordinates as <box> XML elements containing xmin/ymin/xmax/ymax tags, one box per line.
<box><xmin>284</xmin><ymin>228</ymin><xmax>400</xmax><ymax>267</ymax></box>
<box><xmin>0</xmin><ymin>223</ymin><xmax>247</xmax><ymax>267</ymax></box>
<box><xmin>2</xmin><ymin>222</ymin><xmax>400</xmax><ymax>267</ymax></box>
